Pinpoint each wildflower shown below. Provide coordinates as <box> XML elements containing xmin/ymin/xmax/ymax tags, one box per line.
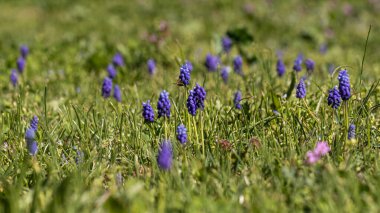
<box><xmin>348</xmin><ymin>124</ymin><xmax>356</xmax><ymax>140</ymax></box>
<box><xmin>75</xmin><ymin>149</ymin><xmax>84</xmax><ymax>165</ymax></box>
<box><xmin>205</xmin><ymin>54</ymin><xmax>219</xmax><ymax>72</ymax></box>
<box><xmin>20</xmin><ymin>45</ymin><xmax>29</xmax><ymax>58</ymax></box>
<box><xmin>147</xmin><ymin>59</ymin><xmax>156</xmax><ymax>75</ymax></box>
<box><xmin>220</xmin><ymin>66</ymin><xmax>230</xmax><ymax>83</ymax></box>
<box><xmin>142</xmin><ymin>100</ymin><xmax>155</xmax><ymax>122</ymax></box>
<box><xmin>338</xmin><ymin>70</ymin><xmax>351</xmax><ymax>100</ymax></box>
<box><xmin>222</xmin><ymin>36</ymin><xmax>233</xmax><ymax>53</ymax></box>
<box><xmin>10</xmin><ymin>69</ymin><xmax>18</xmax><ymax>87</ymax></box>
<box><xmin>185</xmin><ymin>60</ymin><xmax>193</xmax><ymax>73</ymax></box>
<box><xmin>293</xmin><ymin>54</ymin><xmax>303</xmax><ymax>72</ymax></box>
<box><xmin>157</xmin><ymin>90</ymin><xmax>171</xmax><ymax>118</ymax></box>
<box><xmin>306</xmin><ymin>141</ymin><xmax>330</xmax><ymax>165</ymax></box>
<box><xmin>25</xmin><ymin>128</ymin><xmax>36</xmax><ymax>142</ymax></box>
<box><xmin>113</xmin><ymin>85</ymin><xmax>121</xmax><ymax>102</ymax></box>
<box><xmin>107</xmin><ymin>64</ymin><xmax>117</xmax><ymax>79</ymax></box>
<box><xmin>296</xmin><ymin>79</ymin><xmax>306</xmax><ymax>99</ymax></box>
<box><xmin>276</xmin><ymin>59</ymin><xmax>285</xmax><ymax>77</ymax></box>
<box><xmin>27</xmin><ymin>140</ymin><xmax>38</xmax><ymax>156</ymax></box>
<box><xmin>327</xmin><ymin>86</ymin><xmax>342</xmax><ymax>109</ymax></box>
<box><xmin>234</xmin><ymin>91</ymin><xmax>242</xmax><ymax>110</ymax></box>
<box><xmin>233</xmin><ymin>55</ymin><xmax>243</xmax><ymax>74</ymax></box>
<box><xmin>193</xmin><ymin>83</ymin><xmax>206</xmax><ymax>110</ymax></box>
<box><xmin>176</xmin><ymin>124</ymin><xmax>187</xmax><ymax>144</ymax></box>
<box><xmin>179</xmin><ymin>63</ymin><xmax>191</xmax><ymax>86</ymax></box>
<box><xmin>305</xmin><ymin>59</ymin><xmax>315</xmax><ymax>72</ymax></box>
<box><xmin>17</xmin><ymin>57</ymin><xmax>25</xmax><ymax>73</ymax></box>
<box><xmin>30</xmin><ymin>116</ymin><xmax>39</xmax><ymax>131</ymax></box>
<box><xmin>112</xmin><ymin>53</ymin><xmax>125</xmax><ymax>67</ymax></box>
<box><xmin>101</xmin><ymin>77</ymin><xmax>113</xmax><ymax>98</ymax></box>
<box><xmin>157</xmin><ymin>140</ymin><xmax>173</xmax><ymax>170</ymax></box>
<box><xmin>186</xmin><ymin>90</ymin><xmax>197</xmax><ymax>116</ymax></box>
<box><xmin>328</xmin><ymin>64</ymin><xmax>335</xmax><ymax>75</ymax></box>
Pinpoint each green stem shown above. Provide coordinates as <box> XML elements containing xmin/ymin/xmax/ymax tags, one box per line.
<box><xmin>200</xmin><ymin>110</ymin><xmax>205</xmax><ymax>157</ymax></box>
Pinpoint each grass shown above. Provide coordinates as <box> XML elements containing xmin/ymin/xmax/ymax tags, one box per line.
<box><xmin>0</xmin><ymin>0</ymin><xmax>380</xmax><ymax>212</ymax></box>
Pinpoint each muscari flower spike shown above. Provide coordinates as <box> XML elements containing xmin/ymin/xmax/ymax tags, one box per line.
<box><xmin>296</xmin><ymin>79</ymin><xmax>306</xmax><ymax>99</ymax></box>
<box><xmin>234</xmin><ymin>91</ymin><xmax>242</xmax><ymax>110</ymax></box>
<box><xmin>112</xmin><ymin>53</ymin><xmax>125</xmax><ymax>67</ymax></box>
<box><xmin>276</xmin><ymin>59</ymin><xmax>286</xmax><ymax>77</ymax></box>
<box><xmin>185</xmin><ymin>60</ymin><xmax>193</xmax><ymax>73</ymax></box>
<box><xmin>142</xmin><ymin>100</ymin><xmax>155</xmax><ymax>123</ymax></box>
<box><xmin>348</xmin><ymin>124</ymin><xmax>356</xmax><ymax>140</ymax></box>
<box><xmin>205</xmin><ymin>54</ymin><xmax>219</xmax><ymax>72</ymax></box>
<box><xmin>107</xmin><ymin>64</ymin><xmax>117</xmax><ymax>79</ymax></box>
<box><xmin>17</xmin><ymin>57</ymin><xmax>25</xmax><ymax>73</ymax></box>
<box><xmin>30</xmin><ymin>115</ymin><xmax>39</xmax><ymax>131</ymax></box>
<box><xmin>10</xmin><ymin>69</ymin><xmax>18</xmax><ymax>87</ymax></box>
<box><xmin>176</xmin><ymin>124</ymin><xmax>188</xmax><ymax>144</ymax></box>
<box><xmin>193</xmin><ymin>83</ymin><xmax>206</xmax><ymax>110</ymax></box>
<box><xmin>102</xmin><ymin>77</ymin><xmax>113</xmax><ymax>98</ymax></box>
<box><xmin>338</xmin><ymin>70</ymin><xmax>351</xmax><ymax>101</ymax></box>
<box><xmin>179</xmin><ymin>63</ymin><xmax>191</xmax><ymax>86</ymax></box>
<box><xmin>157</xmin><ymin>90</ymin><xmax>171</xmax><ymax>118</ymax></box>
<box><xmin>222</xmin><ymin>36</ymin><xmax>233</xmax><ymax>53</ymax></box>
<box><xmin>157</xmin><ymin>140</ymin><xmax>173</xmax><ymax>170</ymax></box>
<box><xmin>186</xmin><ymin>90</ymin><xmax>197</xmax><ymax>116</ymax></box>
<box><xmin>113</xmin><ymin>85</ymin><xmax>121</xmax><ymax>102</ymax></box>
<box><xmin>327</xmin><ymin>86</ymin><xmax>342</xmax><ymax>109</ymax></box>
<box><xmin>293</xmin><ymin>54</ymin><xmax>303</xmax><ymax>72</ymax></box>
<box><xmin>305</xmin><ymin>59</ymin><xmax>315</xmax><ymax>72</ymax></box>
<box><xmin>20</xmin><ymin>45</ymin><xmax>29</xmax><ymax>58</ymax></box>
<box><xmin>147</xmin><ymin>59</ymin><xmax>156</xmax><ymax>75</ymax></box>
<box><xmin>221</xmin><ymin>66</ymin><xmax>230</xmax><ymax>84</ymax></box>
<box><xmin>233</xmin><ymin>55</ymin><xmax>243</xmax><ymax>74</ymax></box>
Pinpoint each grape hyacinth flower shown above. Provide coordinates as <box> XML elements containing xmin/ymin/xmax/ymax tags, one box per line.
<box><xmin>25</xmin><ymin>128</ymin><xmax>36</xmax><ymax>142</ymax></box>
<box><xmin>186</xmin><ymin>90</ymin><xmax>197</xmax><ymax>116</ymax></box>
<box><xmin>305</xmin><ymin>59</ymin><xmax>315</xmax><ymax>72</ymax></box>
<box><xmin>75</xmin><ymin>149</ymin><xmax>84</xmax><ymax>165</ymax></box>
<box><xmin>306</xmin><ymin>141</ymin><xmax>330</xmax><ymax>165</ymax></box>
<box><xmin>293</xmin><ymin>54</ymin><xmax>303</xmax><ymax>72</ymax></box>
<box><xmin>157</xmin><ymin>90</ymin><xmax>171</xmax><ymax>118</ymax></box>
<box><xmin>27</xmin><ymin>140</ymin><xmax>38</xmax><ymax>156</ymax></box>
<box><xmin>147</xmin><ymin>59</ymin><xmax>156</xmax><ymax>75</ymax></box>
<box><xmin>10</xmin><ymin>69</ymin><xmax>18</xmax><ymax>87</ymax></box>
<box><xmin>179</xmin><ymin>63</ymin><xmax>191</xmax><ymax>86</ymax></box>
<box><xmin>176</xmin><ymin>124</ymin><xmax>188</xmax><ymax>144</ymax></box>
<box><xmin>20</xmin><ymin>45</ymin><xmax>29</xmax><ymax>58</ymax></box>
<box><xmin>222</xmin><ymin>36</ymin><xmax>233</xmax><ymax>53</ymax></box>
<box><xmin>157</xmin><ymin>140</ymin><xmax>173</xmax><ymax>170</ymax></box>
<box><xmin>220</xmin><ymin>66</ymin><xmax>230</xmax><ymax>84</ymax></box>
<box><xmin>296</xmin><ymin>79</ymin><xmax>306</xmax><ymax>99</ymax></box>
<box><xmin>327</xmin><ymin>86</ymin><xmax>342</xmax><ymax>109</ymax></box>
<box><xmin>348</xmin><ymin>124</ymin><xmax>356</xmax><ymax>140</ymax></box>
<box><xmin>205</xmin><ymin>54</ymin><xmax>219</xmax><ymax>72</ymax></box>
<box><xmin>193</xmin><ymin>83</ymin><xmax>206</xmax><ymax>110</ymax></box>
<box><xmin>101</xmin><ymin>77</ymin><xmax>113</xmax><ymax>98</ymax></box>
<box><xmin>276</xmin><ymin>59</ymin><xmax>286</xmax><ymax>77</ymax></box>
<box><xmin>185</xmin><ymin>60</ymin><xmax>193</xmax><ymax>73</ymax></box>
<box><xmin>17</xmin><ymin>57</ymin><xmax>25</xmax><ymax>73</ymax></box>
<box><xmin>142</xmin><ymin>100</ymin><xmax>155</xmax><ymax>122</ymax></box>
<box><xmin>233</xmin><ymin>55</ymin><xmax>243</xmax><ymax>74</ymax></box>
<box><xmin>113</xmin><ymin>85</ymin><xmax>121</xmax><ymax>102</ymax></box>
<box><xmin>338</xmin><ymin>70</ymin><xmax>351</xmax><ymax>100</ymax></box>
<box><xmin>107</xmin><ymin>64</ymin><xmax>117</xmax><ymax>79</ymax></box>
<box><xmin>112</xmin><ymin>53</ymin><xmax>125</xmax><ymax>67</ymax></box>
<box><xmin>233</xmin><ymin>91</ymin><xmax>242</xmax><ymax>110</ymax></box>
<box><xmin>30</xmin><ymin>115</ymin><xmax>39</xmax><ymax>131</ymax></box>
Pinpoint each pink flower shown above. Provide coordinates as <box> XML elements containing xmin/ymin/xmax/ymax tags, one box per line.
<box><xmin>306</xmin><ymin>151</ymin><xmax>320</xmax><ymax>164</ymax></box>
<box><xmin>306</xmin><ymin>141</ymin><xmax>331</xmax><ymax>165</ymax></box>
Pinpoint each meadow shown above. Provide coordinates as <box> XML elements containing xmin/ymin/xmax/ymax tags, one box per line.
<box><xmin>1</xmin><ymin>0</ymin><xmax>380</xmax><ymax>212</ymax></box>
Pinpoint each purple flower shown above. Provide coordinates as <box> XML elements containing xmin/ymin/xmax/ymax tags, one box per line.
<box><xmin>142</xmin><ymin>100</ymin><xmax>155</xmax><ymax>122</ymax></box>
<box><xmin>293</xmin><ymin>54</ymin><xmax>303</xmax><ymax>72</ymax></box>
<box><xmin>220</xmin><ymin>66</ymin><xmax>229</xmax><ymax>84</ymax></box>
<box><xmin>185</xmin><ymin>60</ymin><xmax>193</xmax><ymax>73</ymax></box>
<box><xmin>296</xmin><ymin>79</ymin><xmax>306</xmax><ymax>99</ymax></box>
<box><xmin>10</xmin><ymin>69</ymin><xmax>18</xmax><ymax>87</ymax></box>
<box><xmin>20</xmin><ymin>45</ymin><xmax>29</xmax><ymax>58</ymax></box>
<box><xmin>276</xmin><ymin>59</ymin><xmax>285</xmax><ymax>77</ymax></box>
<box><xmin>305</xmin><ymin>59</ymin><xmax>315</xmax><ymax>72</ymax></box>
<box><xmin>30</xmin><ymin>116</ymin><xmax>39</xmax><ymax>131</ymax></box>
<box><xmin>17</xmin><ymin>57</ymin><xmax>25</xmax><ymax>73</ymax></box>
<box><xmin>205</xmin><ymin>54</ymin><xmax>219</xmax><ymax>72</ymax></box>
<box><xmin>112</xmin><ymin>53</ymin><xmax>125</xmax><ymax>67</ymax></box>
<box><xmin>75</xmin><ymin>149</ymin><xmax>84</xmax><ymax>165</ymax></box>
<box><xmin>193</xmin><ymin>83</ymin><xmax>206</xmax><ymax>110</ymax></box>
<box><xmin>107</xmin><ymin>64</ymin><xmax>117</xmax><ymax>79</ymax></box>
<box><xmin>157</xmin><ymin>140</ymin><xmax>173</xmax><ymax>170</ymax></box>
<box><xmin>306</xmin><ymin>141</ymin><xmax>330</xmax><ymax>165</ymax></box>
<box><xmin>328</xmin><ymin>64</ymin><xmax>335</xmax><ymax>75</ymax></box>
<box><xmin>179</xmin><ymin>63</ymin><xmax>191</xmax><ymax>86</ymax></box>
<box><xmin>338</xmin><ymin>70</ymin><xmax>351</xmax><ymax>101</ymax></box>
<box><xmin>147</xmin><ymin>59</ymin><xmax>156</xmax><ymax>75</ymax></box>
<box><xmin>222</xmin><ymin>36</ymin><xmax>233</xmax><ymax>53</ymax></box>
<box><xmin>233</xmin><ymin>55</ymin><xmax>243</xmax><ymax>74</ymax></box>
<box><xmin>27</xmin><ymin>140</ymin><xmax>38</xmax><ymax>156</ymax></box>
<box><xmin>186</xmin><ymin>90</ymin><xmax>197</xmax><ymax>116</ymax></box>
<box><xmin>234</xmin><ymin>91</ymin><xmax>242</xmax><ymax>110</ymax></box>
<box><xmin>113</xmin><ymin>85</ymin><xmax>121</xmax><ymax>102</ymax></box>
<box><xmin>176</xmin><ymin>124</ymin><xmax>187</xmax><ymax>144</ymax></box>
<box><xmin>306</xmin><ymin>151</ymin><xmax>319</xmax><ymax>164</ymax></box>
<box><xmin>348</xmin><ymin>124</ymin><xmax>355</xmax><ymax>140</ymax></box>
<box><xmin>101</xmin><ymin>77</ymin><xmax>113</xmax><ymax>98</ymax></box>
<box><xmin>25</xmin><ymin>128</ymin><xmax>36</xmax><ymax>142</ymax></box>
<box><xmin>157</xmin><ymin>90</ymin><xmax>171</xmax><ymax>118</ymax></box>
<box><xmin>327</xmin><ymin>86</ymin><xmax>342</xmax><ymax>109</ymax></box>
